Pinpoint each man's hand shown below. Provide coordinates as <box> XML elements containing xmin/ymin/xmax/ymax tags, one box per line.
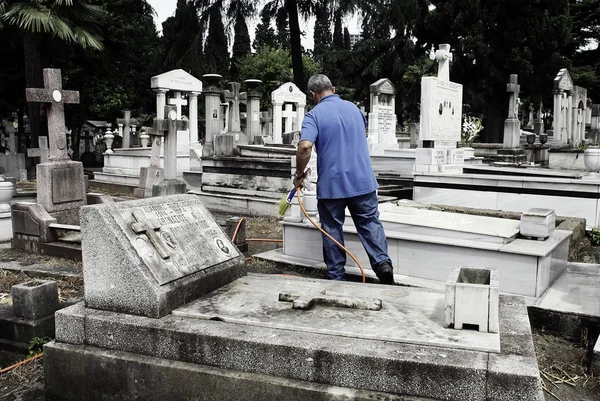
<box><xmin>293</xmin><ymin>172</ymin><xmax>305</xmax><ymax>189</ymax></box>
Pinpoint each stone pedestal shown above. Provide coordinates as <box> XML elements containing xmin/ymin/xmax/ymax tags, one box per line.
<box><xmin>152</xmin><ymin>179</ymin><xmax>187</xmax><ymax>196</ymax></box>
<box><xmin>503</xmin><ymin>119</ymin><xmax>521</xmax><ymax>148</ymax></box>
<box><xmin>37</xmin><ymin>161</ymin><xmax>86</xmax><ymax>213</ymax></box>
<box><xmin>520</xmin><ymin>208</ymin><xmax>556</xmax><ymax>240</ymax></box>
<box><xmin>12</xmin><ymin>279</ymin><xmax>59</xmax><ymax>320</ymax></box>
<box><xmin>214</xmin><ymin>134</ymin><xmax>234</xmax><ymax>156</ymax></box>
<box><xmin>134</xmin><ymin>166</ymin><xmax>164</xmax><ymax>198</ymax></box>
<box><xmin>494</xmin><ymin>148</ymin><xmax>528</xmax><ymax>166</ymax></box>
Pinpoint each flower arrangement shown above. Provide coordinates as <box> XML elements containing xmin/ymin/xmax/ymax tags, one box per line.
<box><xmin>461</xmin><ymin>115</ymin><xmax>483</xmax><ymax>147</ymax></box>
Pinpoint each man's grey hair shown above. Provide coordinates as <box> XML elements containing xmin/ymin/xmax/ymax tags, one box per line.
<box><xmin>308</xmin><ymin>74</ymin><xmax>333</xmax><ymax>94</ymax></box>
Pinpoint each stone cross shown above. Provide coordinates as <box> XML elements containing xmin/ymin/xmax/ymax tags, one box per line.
<box><xmin>282</xmin><ymin>104</ymin><xmax>295</xmax><ymax>133</ymax></box>
<box><xmin>116</xmin><ymin>111</ymin><xmax>133</xmax><ymax>148</ymax></box>
<box><xmin>278</xmin><ymin>290</ymin><xmax>382</xmax><ymax>311</ymax></box>
<box><xmin>507</xmin><ymin>74</ymin><xmax>520</xmax><ymax>119</ymax></box>
<box><xmin>434</xmin><ymin>44</ymin><xmax>453</xmax><ymax>82</ymax></box>
<box><xmin>27</xmin><ymin>136</ymin><xmax>50</xmax><ymax>163</ymax></box>
<box><xmin>223</xmin><ymin>82</ymin><xmax>242</xmax><ymax>133</ymax></box>
<box><xmin>147</xmin><ymin>105</ymin><xmax>188</xmax><ymax>181</ymax></box>
<box><xmin>25</xmin><ymin>68</ymin><xmax>79</xmax><ymax>162</ymax></box>
<box><xmin>130</xmin><ymin>209</ymin><xmax>171</xmax><ymax>260</ymax></box>
<box><xmin>168</xmin><ymin>91</ymin><xmax>187</xmax><ymax>120</ymax></box>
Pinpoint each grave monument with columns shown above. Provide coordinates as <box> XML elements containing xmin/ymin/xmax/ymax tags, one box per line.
<box><xmin>494</xmin><ymin>74</ymin><xmax>528</xmax><ymax>166</ymax></box>
<box><xmin>271</xmin><ymin>82</ymin><xmax>306</xmax><ymax>144</ymax></box>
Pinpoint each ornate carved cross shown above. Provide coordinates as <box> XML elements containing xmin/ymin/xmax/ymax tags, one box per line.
<box><xmin>507</xmin><ymin>74</ymin><xmax>521</xmax><ymax>119</ymax></box>
<box><xmin>25</xmin><ymin>68</ymin><xmax>79</xmax><ymax>162</ymax></box>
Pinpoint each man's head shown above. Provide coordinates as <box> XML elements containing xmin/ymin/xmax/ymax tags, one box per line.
<box><xmin>308</xmin><ymin>74</ymin><xmax>335</xmax><ymax>104</ymax></box>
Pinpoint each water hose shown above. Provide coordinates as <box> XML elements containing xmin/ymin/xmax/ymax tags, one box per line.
<box><xmin>231</xmin><ymin>191</ymin><xmax>367</xmax><ymax>283</ymax></box>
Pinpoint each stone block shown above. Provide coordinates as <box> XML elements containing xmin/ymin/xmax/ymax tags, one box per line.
<box><xmin>447</xmin><ymin>148</ymin><xmax>465</xmax><ymax>164</ymax></box>
<box><xmin>36</xmin><ymin>161</ymin><xmax>86</xmax><ymax>213</ymax></box>
<box><xmin>520</xmin><ymin>208</ymin><xmax>556</xmax><ymax>239</ymax></box>
<box><xmin>438</xmin><ymin>164</ymin><xmax>464</xmax><ymax>174</ymax></box>
<box><xmin>415</xmin><ymin>148</ymin><xmax>446</xmax><ymax>165</ymax></box>
<box><xmin>55</xmin><ymin>302</ymin><xmax>85</xmax><ymax>345</ymax></box>
<box><xmin>214</xmin><ymin>134</ymin><xmax>234</xmax><ymax>156</ymax></box>
<box><xmin>152</xmin><ymin>180</ymin><xmax>187</xmax><ymax>196</ymax></box>
<box><xmin>136</xmin><ymin>166</ymin><xmax>164</xmax><ymax>198</ymax></box>
<box><xmin>11</xmin><ymin>202</ymin><xmax>57</xmax><ymax>243</ymax></box>
<box><xmin>12</xmin><ymin>279</ymin><xmax>59</xmax><ymax>320</ymax></box>
<box><xmin>81</xmin><ymin>194</ymin><xmax>246</xmax><ymax>318</ymax></box>
<box><xmin>445</xmin><ymin>267</ymin><xmax>499</xmax><ymax>333</ymax></box>
<box><xmin>503</xmin><ymin>119</ymin><xmax>521</xmax><ymax>149</ymax></box>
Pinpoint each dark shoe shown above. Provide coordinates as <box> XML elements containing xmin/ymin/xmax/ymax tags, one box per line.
<box><xmin>376</xmin><ymin>262</ymin><xmax>395</xmax><ymax>285</ymax></box>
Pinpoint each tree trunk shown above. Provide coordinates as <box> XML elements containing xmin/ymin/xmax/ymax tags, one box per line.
<box><xmin>285</xmin><ymin>0</ymin><xmax>305</xmax><ymax>92</ymax></box>
<box><xmin>23</xmin><ymin>33</ymin><xmax>46</xmax><ymax>147</ymax></box>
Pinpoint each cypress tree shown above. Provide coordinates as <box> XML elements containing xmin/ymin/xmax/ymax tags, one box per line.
<box><xmin>204</xmin><ymin>7</ymin><xmax>229</xmax><ymax>75</ymax></box>
<box><xmin>276</xmin><ymin>7</ymin><xmax>290</xmax><ymax>50</ymax></box>
<box><xmin>253</xmin><ymin>6</ymin><xmax>277</xmax><ymax>52</ymax></box>
<box><xmin>231</xmin><ymin>13</ymin><xmax>251</xmax><ymax>80</ymax></box>
<box><xmin>332</xmin><ymin>11</ymin><xmax>343</xmax><ymax>50</ymax></box>
<box><xmin>343</xmin><ymin>27</ymin><xmax>351</xmax><ymax>50</ymax></box>
<box><xmin>313</xmin><ymin>2</ymin><xmax>331</xmax><ymax>61</ymax></box>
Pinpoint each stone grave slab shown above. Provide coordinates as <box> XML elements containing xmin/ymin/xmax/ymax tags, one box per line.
<box><xmin>174</xmin><ymin>274</ymin><xmax>500</xmax><ymax>353</ymax></box>
<box><xmin>81</xmin><ymin>194</ymin><xmax>246</xmax><ymax>318</ymax></box>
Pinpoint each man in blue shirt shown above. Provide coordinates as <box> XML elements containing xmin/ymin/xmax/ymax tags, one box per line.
<box><xmin>293</xmin><ymin>74</ymin><xmax>394</xmax><ymax>284</ymax></box>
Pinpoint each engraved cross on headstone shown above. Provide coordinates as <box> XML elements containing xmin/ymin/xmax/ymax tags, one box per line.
<box><xmin>168</xmin><ymin>91</ymin><xmax>187</xmax><ymax>120</ymax></box>
<box><xmin>223</xmin><ymin>82</ymin><xmax>242</xmax><ymax>133</ymax></box>
<box><xmin>434</xmin><ymin>44</ymin><xmax>453</xmax><ymax>82</ymax></box>
<box><xmin>279</xmin><ymin>290</ymin><xmax>382</xmax><ymax>311</ymax></box>
<box><xmin>130</xmin><ymin>209</ymin><xmax>171</xmax><ymax>260</ymax></box>
<box><xmin>507</xmin><ymin>74</ymin><xmax>520</xmax><ymax>119</ymax></box>
<box><xmin>25</xmin><ymin>68</ymin><xmax>80</xmax><ymax>162</ymax></box>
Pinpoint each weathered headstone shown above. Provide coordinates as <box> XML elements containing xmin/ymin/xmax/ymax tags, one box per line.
<box><xmin>116</xmin><ymin>111</ymin><xmax>141</xmax><ymax>149</ymax></box>
<box><xmin>81</xmin><ymin>194</ymin><xmax>246</xmax><ymax>318</ymax></box>
<box><xmin>25</xmin><ymin>68</ymin><xmax>86</xmax><ymax>214</ymax></box>
<box><xmin>271</xmin><ymin>82</ymin><xmax>306</xmax><ymax>144</ymax></box>
<box><xmin>414</xmin><ymin>44</ymin><xmax>464</xmax><ymax>174</ymax></box>
<box><xmin>367</xmin><ymin>78</ymin><xmax>398</xmax><ymax>155</ymax></box>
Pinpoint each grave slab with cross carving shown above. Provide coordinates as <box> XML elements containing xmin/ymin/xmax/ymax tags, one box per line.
<box><xmin>173</xmin><ymin>275</ymin><xmax>500</xmax><ymax>353</ymax></box>
<box><xmin>82</xmin><ymin>194</ymin><xmax>246</xmax><ymax>318</ymax></box>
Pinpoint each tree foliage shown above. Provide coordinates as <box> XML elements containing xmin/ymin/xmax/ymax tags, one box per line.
<box><xmin>415</xmin><ymin>0</ymin><xmax>572</xmax><ymax>142</ymax></box>
<box><xmin>204</xmin><ymin>5</ymin><xmax>229</xmax><ymax>74</ymax></box>
<box><xmin>253</xmin><ymin>5</ymin><xmax>277</xmax><ymax>51</ymax></box>
<box><xmin>162</xmin><ymin>0</ymin><xmax>204</xmax><ymax>77</ymax></box>
<box><xmin>312</xmin><ymin>0</ymin><xmax>331</xmax><ymax>61</ymax></box>
<box><xmin>237</xmin><ymin>47</ymin><xmax>320</xmax><ymax>107</ymax></box>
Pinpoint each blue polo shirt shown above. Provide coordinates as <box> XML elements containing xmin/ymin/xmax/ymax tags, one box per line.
<box><xmin>300</xmin><ymin>94</ymin><xmax>378</xmax><ymax>199</ymax></box>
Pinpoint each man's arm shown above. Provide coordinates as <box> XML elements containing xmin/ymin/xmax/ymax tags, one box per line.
<box><xmin>294</xmin><ymin>140</ymin><xmax>313</xmax><ymax>188</ymax></box>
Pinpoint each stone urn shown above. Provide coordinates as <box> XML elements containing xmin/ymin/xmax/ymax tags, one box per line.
<box><xmin>0</xmin><ymin>177</ymin><xmax>14</xmax><ymax>213</ymax></box>
<box><xmin>139</xmin><ymin>127</ymin><xmax>150</xmax><ymax>148</ymax></box>
<box><xmin>584</xmin><ymin>146</ymin><xmax>600</xmax><ymax>173</ymax></box>
<box><xmin>104</xmin><ymin>126</ymin><xmax>114</xmax><ymax>154</ymax></box>
<box><xmin>539</xmin><ymin>133</ymin><xmax>548</xmax><ymax>145</ymax></box>
<box><xmin>526</xmin><ymin>133</ymin><xmax>536</xmax><ymax>145</ymax></box>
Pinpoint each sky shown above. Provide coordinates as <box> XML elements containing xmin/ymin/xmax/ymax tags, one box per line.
<box><xmin>146</xmin><ymin>0</ymin><xmax>362</xmax><ymax>51</ymax></box>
